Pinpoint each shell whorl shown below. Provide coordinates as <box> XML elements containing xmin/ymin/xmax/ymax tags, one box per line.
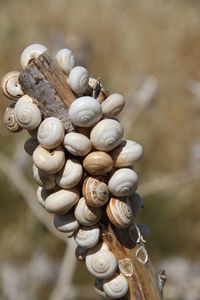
<box><xmin>74</xmin><ymin>225</ymin><xmax>100</xmax><ymax>249</ymax></box>
<box><xmin>103</xmin><ymin>274</ymin><xmax>129</xmax><ymax>299</ymax></box>
<box><xmin>20</xmin><ymin>44</ymin><xmax>47</xmax><ymax>69</ymax></box>
<box><xmin>56</xmin><ymin>48</ymin><xmax>76</xmax><ymax>75</ymax></box>
<box><xmin>106</xmin><ymin>198</ymin><xmax>133</xmax><ymax>228</ymax></box>
<box><xmin>3</xmin><ymin>105</ymin><xmax>22</xmax><ymax>133</ymax></box>
<box><xmin>68</xmin><ymin>66</ymin><xmax>89</xmax><ymax>95</ymax></box>
<box><xmin>1</xmin><ymin>71</ymin><xmax>24</xmax><ymax>100</ymax></box>
<box><xmin>83</xmin><ymin>151</ymin><xmax>113</xmax><ymax>175</ymax></box>
<box><xmin>74</xmin><ymin>197</ymin><xmax>102</xmax><ymax>226</ymax></box>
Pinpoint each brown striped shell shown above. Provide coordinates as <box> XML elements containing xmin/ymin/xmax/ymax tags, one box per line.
<box><xmin>1</xmin><ymin>71</ymin><xmax>24</xmax><ymax>100</ymax></box>
<box><xmin>3</xmin><ymin>105</ymin><xmax>22</xmax><ymax>133</ymax></box>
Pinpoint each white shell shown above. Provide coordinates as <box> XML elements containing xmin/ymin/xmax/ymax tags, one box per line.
<box><xmin>37</xmin><ymin>117</ymin><xmax>64</xmax><ymax>149</ymax></box>
<box><xmin>68</xmin><ymin>66</ymin><xmax>89</xmax><ymax>95</ymax></box>
<box><xmin>74</xmin><ymin>225</ymin><xmax>100</xmax><ymax>249</ymax></box>
<box><xmin>103</xmin><ymin>274</ymin><xmax>129</xmax><ymax>299</ymax></box>
<box><xmin>14</xmin><ymin>95</ymin><xmax>41</xmax><ymax>130</ymax></box>
<box><xmin>36</xmin><ymin>186</ymin><xmax>51</xmax><ymax>208</ymax></box>
<box><xmin>45</xmin><ymin>188</ymin><xmax>80</xmax><ymax>214</ymax></box>
<box><xmin>56</xmin><ymin>158</ymin><xmax>82</xmax><ymax>188</ymax></box>
<box><xmin>20</xmin><ymin>44</ymin><xmax>47</xmax><ymax>69</ymax></box>
<box><xmin>74</xmin><ymin>197</ymin><xmax>102</xmax><ymax>226</ymax></box>
<box><xmin>127</xmin><ymin>192</ymin><xmax>143</xmax><ymax>217</ymax></box>
<box><xmin>108</xmin><ymin>168</ymin><xmax>138</xmax><ymax>197</ymax></box>
<box><xmin>33</xmin><ymin>145</ymin><xmax>65</xmax><ymax>174</ymax></box>
<box><xmin>69</xmin><ymin>96</ymin><xmax>102</xmax><ymax>127</ymax></box>
<box><xmin>63</xmin><ymin>132</ymin><xmax>92</xmax><ymax>156</ymax></box>
<box><xmin>1</xmin><ymin>71</ymin><xmax>24</xmax><ymax>100</ymax></box>
<box><xmin>24</xmin><ymin>136</ymin><xmax>39</xmax><ymax>156</ymax></box>
<box><xmin>56</xmin><ymin>48</ymin><xmax>75</xmax><ymax>75</ymax></box>
<box><xmin>90</xmin><ymin>119</ymin><xmax>124</xmax><ymax>151</ymax></box>
<box><xmin>33</xmin><ymin>164</ymin><xmax>56</xmax><ymax>190</ymax></box>
<box><xmin>54</xmin><ymin>212</ymin><xmax>79</xmax><ymax>232</ymax></box>
<box><xmin>101</xmin><ymin>93</ymin><xmax>125</xmax><ymax>117</ymax></box>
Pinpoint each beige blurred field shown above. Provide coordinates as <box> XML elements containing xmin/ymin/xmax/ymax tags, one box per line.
<box><xmin>0</xmin><ymin>0</ymin><xmax>200</xmax><ymax>299</ymax></box>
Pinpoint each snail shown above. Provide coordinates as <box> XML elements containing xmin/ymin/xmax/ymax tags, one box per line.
<box><xmin>110</xmin><ymin>140</ymin><xmax>143</xmax><ymax>167</ymax></box>
<box><xmin>103</xmin><ymin>274</ymin><xmax>129</xmax><ymax>299</ymax></box>
<box><xmin>68</xmin><ymin>66</ymin><xmax>89</xmax><ymax>95</ymax></box>
<box><xmin>33</xmin><ymin>145</ymin><xmax>65</xmax><ymax>174</ymax></box>
<box><xmin>54</xmin><ymin>212</ymin><xmax>79</xmax><ymax>233</ymax></box>
<box><xmin>106</xmin><ymin>197</ymin><xmax>133</xmax><ymax>228</ymax></box>
<box><xmin>32</xmin><ymin>164</ymin><xmax>56</xmax><ymax>190</ymax></box>
<box><xmin>3</xmin><ymin>105</ymin><xmax>22</xmax><ymax>133</ymax></box>
<box><xmin>63</xmin><ymin>132</ymin><xmax>92</xmax><ymax>156</ymax></box>
<box><xmin>14</xmin><ymin>95</ymin><xmax>41</xmax><ymax>130</ymax></box>
<box><xmin>75</xmin><ymin>246</ymin><xmax>88</xmax><ymax>261</ymax></box>
<box><xmin>20</xmin><ymin>43</ymin><xmax>48</xmax><ymax>69</ymax></box>
<box><xmin>74</xmin><ymin>197</ymin><xmax>102</xmax><ymax>226</ymax></box>
<box><xmin>83</xmin><ymin>151</ymin><xmax>113</xmax><ymax>175</ymax></box>
<box><xmin>108</xmin><ymin>168</ymin><xmax>138</xmax><ymax>197</ymax></box>
<box><xmin>37</xmin><ymin>117</ymin><xmax>65</xmax><ymax>150</ymax></box>
<box><xmin>45</xmin><ymin>187</ymin><xmax>80</xmax><ymax>214</ymax></box>
<box><xmin>94</xmin><ymin>278</ymin><xmax>107</xmax><ymax>298</ymax></box>
<box><xmin>74</xmin><ymin>225</ymin><xmax>100</xmax><ymax>249</ymax></box>
<box><xmin>56</xmin><ymin>158</ymin><xmax>83</xmax><ymax>189</ymax></box>
<box><xmin>90</xmin><ymin>119</ymin><xmax>124</xmax><ymax>152</ymax></box>
<box><xmin>101</xmin><ymin>93</ymin><xmax>125</xmax><ymax>117</ymax></box>
<box><xmin>24</xmin><ymin>136</ymin><xmax>39</xmax><ymax>156</ymax></box>
<box><xmin>1</xmin><ymin>71</ymin><xmax>24</xmax><ymax>100</ymax></box>
<box><xmin>36</xmin><ymin>186</ymin><xmax>51</xmax><ymax>208</ymax></box>
<box><xmin>56</xmin><ymin>48</ymin><xmax>76</xmax><ymax>75</ymax></box>
<box><xmin>127</xmin><ymin>192</ymin><xmax>143</xmax><ymax>217</ymax></box>
<box><xmin>82</xmin><ymin>176</ymin><xmax>110</xmax><ymax>207</ymax></box>
<box><xmin>69</xmin><ymin>96</ymin><xmax>102</xmax><ymax>127</ymax></box>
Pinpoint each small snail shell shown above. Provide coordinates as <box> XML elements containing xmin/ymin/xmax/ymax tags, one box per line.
<box><xmin>82</xmin><ymin>176</ymin><xmax>110</xmax><ymax>207</ymax></box>
<box><xmin>127</xmin><ymin>192</ymin><xmax>143</xmax><ymax>217</ymax></box>
<box><xmin>106</xmin><ymin>198</ymin><xmax>133</xmax><ymax>228</ymax></box>
<box><xmin>90</xmin><ymin>119</ymin><xmax>124</xmax><ymax>152</ymax></box>
<box><xmin>74</xmin><ymin>197</ymin><xmax>102</xmax><ymax>226</ymax></box>
<box><xmin>63</xmin><ymin>132</ymin><xmax>92</xmax><ymax>156</ymax></box>
<box><xmin>83</xmin><ymin>151</ymin><xmax>113</xmax><ymax>175</ymax></box>
<box><xmin>33</xmin><ymin>145</ymin><xmax>65</xmax><ymax>174</ymax></box>
<box><xmin>68</xmin><ymin>66</ymin><xmax>89</xmax><ymax>95</ymax></box>
<box><xmin>110</xmin><ymin>140</ymin><xmax>143</xmax><ymax>168</ymax></box>
<box><xmin>20</xmin><ymin>44</ymin><xmax>47</xmax><ymax>69</ymax></box>
<box><xmin>94</xmin><ymin>278</ymin><xmax>107</xmax><ymax>298</ymax></box>
<box><xmin>37</xmin><ymin>117</ymin><xmax>64</xmax><ymax>149</ymax></box>
<box><xmin>56</xmin><ymin>158</ymin><xmax>83</xmax><ymax>188</ymax></box>
<box><xmin>54</xmin><ymin>212</ymin><xmax>79</xmax><ymax>233</ymax></box>
<box><xmin>45</xmin><ymin>187</ymin><xmax>80</xmax><ymax>214</ymax></box>
<box><xmin>1</xmin><ymin>71</ymin><xmax>24</xmax><ymax>100</ymax></box>
<box><xmin>56</xmin><ymin>48</ymin><xmax>76</xmax><ymax>75</ymax></box>
<box><xmin>14</xmin><ymin>96</ymin><xmax>41</xmax><ymax>130</ymax></box>
<box><xmin>74</xmin><ymin>225</ymin><xmax>100</xmax><ymax>249</ymax></box>
<box><xmin>32</xmin><ymin>164</ymin><xmax>56</xmax><ymax>190</ymax></box>
<box><xmin>101</xmin><ymin>94</ymin><xmax>125</xmax><ymax>117</ymax></box>
<box><xmin>103</xmin><ymin>274</ymin><xmax>129</xmax><ymax>299</ymax></box>
<box><xmin>85</xmin><ymin>247</ymin><xmax>117</xmax><ymax>279</ymax></box>
<box><xmin>69</xmin><ymin>96</ymin><xmax>102</xmax><ymax>127</ymax></box>
<box><xmin>24</xmin><ymin>136</ymin><xmax>39</xmax><ymax>156</ymax></box>
<box><xmin>36</xmin><ymin>186</ymin><xmax>51</xmax><ymax>208</ymax></box>
<box><xmin>75</xmin><ymin>246</ymin><xmax>88</xmax><ymax>261</ymax></box>
<box><xmin>108</xmin><ymin>168</ymin><xmax>138</xmax><ymax>197</ymax></box>
<box><xmin>3</xmin><ymin>105</ymin><xmax>22</xmax><ymax>133</ymax></box>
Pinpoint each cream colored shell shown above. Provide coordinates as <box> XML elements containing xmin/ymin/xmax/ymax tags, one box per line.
<box><xmin>108</xmin><ymin>168</ymin><xmax>138</xmax><ymax>197</ymax></box>
<box><xmin>3</xmin><ymin>105</ymin><xmax>22</xmax><ymax>133</ymax></box>
<box><xmin>68</xmin><ymin>66</ymin><xmax>89</xmax><ymax>95</ymax></box>
<box><xmin>90</xmin><ymin>119</ymin><xmax>124</xmax><ymax>152</ymax></box>
<box><xmin>101</xmin><ymin>93</ymin><xmax>125</xmax><ymax>117</ymax></box>
<box><xmin>106</xmin><ymin>198</ymin><xmax>133</xmax><ymax>228</ymax></box>
<box><xmin>24</xmin><ymin>136</ymin><xmax>39</xmax><ymax>156</ymax></box>
<box><xmin>56</xmin><ymin>158</ymin><xmax>83</xmax><ymax>188</ymax></box>
<box><xmin>33</xmin><ymin>145</ymin><xmax>65</xmax><ymax>174</ymax></box>
<box><xmin>36</xmin><ymin>186</ymin><xmax>51</xmax><ymax>208</ymax></box>
<box><xmin>1</xmin><ymin>71</ymin><xmax>24</xmax><ymax>100</ymax></box>
<box><xmin>37</xmin><ymin>117</ymin><xmax>65</xmax><ymax>149</ymax></box>
<box><xmin>74</xmin><ymin>197</ymin><xmax>102</xmax><ymax>226</ymax></box>
<box><xmin>20</xmin><ymin>44</ymin><xmax>47</xmax><ymax>69</ymax></box>
<box><xmin>63</xmin><ymin>132</ymin><xmax>92</xmax><ymax>156</ymax></box>
<box><xmin>54</xmin><ymin>212</ymin><xmax>79</xmax><ymax>233</ymax></box>
<box><xmin>74</xmin><ymin>225</ymin><xmax>100</xmax><ymax>249</ymax></box>
<box><xmin>83</xmin><ymin>151</ymin><xmax>113</xmax><ymax>175</ymax></box>
<box><xmin>32</xmin><ymin>164</ymin><xmax>56</xmax><ymax>190</ymax></box>
<box><xmin>103</xmin><ymin>274</ymin><xmax>128</xmax><ymax>299</ymax></box>
<box><xmin>56</xmin><ymin>48</ymin><xmax>75</xmax><ymax>75</ymax></box>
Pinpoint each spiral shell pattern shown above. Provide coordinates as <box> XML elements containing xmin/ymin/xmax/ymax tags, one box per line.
<box><xmin>103</xmin><ymin>274</ymin><xmax>129</xmax><ymax>299</ymax></box>
<box><xmin>74</xmin><ymin>197</ymin><xmax>102</xmax><ymax>226</ymax></box>
<box><xmin>68</xmin><ymin>66</ymin><xmax>89</xmax><ymax>95</ymax></box>
<box><xmin>101</xmin><ymin>93</ymin><xmax>125</xmax><ymax>117</ymax></box>
<box><xmin>3</xmin><ymin>105</ymin><xmax>22</xmax><ymax>132</ymax></box>
<box><xmin>1</xmin><ymin>71</ymin><xmax>24</xmax><ymax>100</ymax></box>
<box><xmin>74</xmin><ymin>225</ymin><xmax>100</xmax><ymax>249</ymax></box>
<box><xmin>106</xmin><ymin>198</ymin><xmax>133</xmax><ymax>228</ymax></box>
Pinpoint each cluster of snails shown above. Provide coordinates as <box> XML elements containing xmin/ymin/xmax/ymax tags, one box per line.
<box><xmin>1</xmin><ymin>44</ymin><xmax>146</xmax><ymax>299</ymax></box>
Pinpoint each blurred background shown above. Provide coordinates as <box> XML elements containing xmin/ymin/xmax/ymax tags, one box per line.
<box><xmin>0</xmin><ymin>0</ymin><xmax>200</xmax><ymax>299</ymax></box>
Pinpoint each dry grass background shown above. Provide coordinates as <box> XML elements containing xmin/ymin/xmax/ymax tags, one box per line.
<box><xmin>0</xmin><ymin>0</ymin><xmax>200</xmax><ymax>299</ymax></box>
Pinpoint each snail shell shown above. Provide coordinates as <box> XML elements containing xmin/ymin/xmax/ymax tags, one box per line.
<box><xmin>69</xmin><ymin>96</ymin><xmax>102</xmax><ymax>127</ymax></box>
<box><xmin>20</xmin><ymin>44</ymin><xmax>48</xmax><ymax>69</ymax></box>
<box><xmin>106</xmin><ymin>198</ymin><xmax>133</xmax><ymax>228</ymax></box>
<box><xmin>37</xmin><ymin>117</ymin><xmax>65</xmax><ymax>149</ymax></box>
<box><xmin>108</xmin><ymin>168</ymin><xmax>138</xmax><ymax>197</ymax></box>
<box><xmin>90</xmin><ymin>119</ymin><xmax>124</xmax><ymax>152</ymax></box>
<box><xmin>56</xmin><ymin>158</ymin><xmax>83</xmax><ymax>188</ymax></box>
<box><xmin>82</xmin><ymin>176</ymin><xmax>110</xmax><ymax>207</ymax></box>
<box><xmin>127</xmin><ymin>192</ymin><xmax>143</xmax><ymax>217</ymax></box>
<box><xmin>36</xmin><ymin>186</ymin><xmax>51</xmax><ymax>208</ymax></box>
<box><xmin>54</xmin><ymin>212</ymin><xmax>79</xmax><ymax>233</ymax></box>
<box><xmin>75</xmin><ymin>246</ymin><xmax>88</xmax><ymax>261</ymax></box>
<box><xmin>110</xmin><ymin>140</ymin><xmax>143</xmax><ymax>168</ymax></box>
<box><xmin>45</xmin><ymin>187</ymin><xmax>80</xmax><ymax>214</ymax></box>
<box><xmin>32</xmin><ymin>164</ymin><xmax>56</xmax><ymax>190</ymax></box>
<box><xmin>56</xmin><ymin>48</ymin><xmax>76</xmax><ymax>75</ymax></box>
<box><xmin>68</xmin><ymin>66</ymin><xmax>89</xmax><ymax>95</ymax></box>
<box><xmin>24</xmin><ymin>136</ymin><xmax>39</xmax><ymax>156</ymax></box>
<box><xmin>1</xmin><ymin>71</ymin><xmax>24</xmax><ymax>100</ymax></box>
<box><xmin>74</xmin><ymin>197</ymin><xmax>102</xmax><ymax>226</ymax></box>
<box><xmin>74</xmin><ymin>225</ymin><xmax>100</xmax><ymax>249</ymax></box>
<box><xmin>103</xmin><ymin>274</ymin><xmax>129</xmax><ymax>299</ymax></box>
<box><xmin>14</xmin><ymin>95</ymin><xmax>41</xmax><ymax>130</ymax></box>
<box><xmin>3</xmin><ymin>105</ymin><xmax>22</xmax><ymax>133</ymax></box>
<box><xmin>94</xmin><ymin>278</ymin><xmax>107</xmax><ymax>298</ymax></box>
<box><xmin>63</xmin><ymin>132</ymin><xmax>92</xmax><ymax>156</ymax></box>
<box><xmin>83</xmin><ymin>151</ymin><xmax>113</xmax><ymax>175</ymax></box>
<box><xmin>33</xmin><ymin>145</ymin><xmax>65</xmax><ymax>174</ymax></box>
<box><xmin>101</xmin><ymin>93</ymin><xmax>125</xmax><ymax>117</ymax></box>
